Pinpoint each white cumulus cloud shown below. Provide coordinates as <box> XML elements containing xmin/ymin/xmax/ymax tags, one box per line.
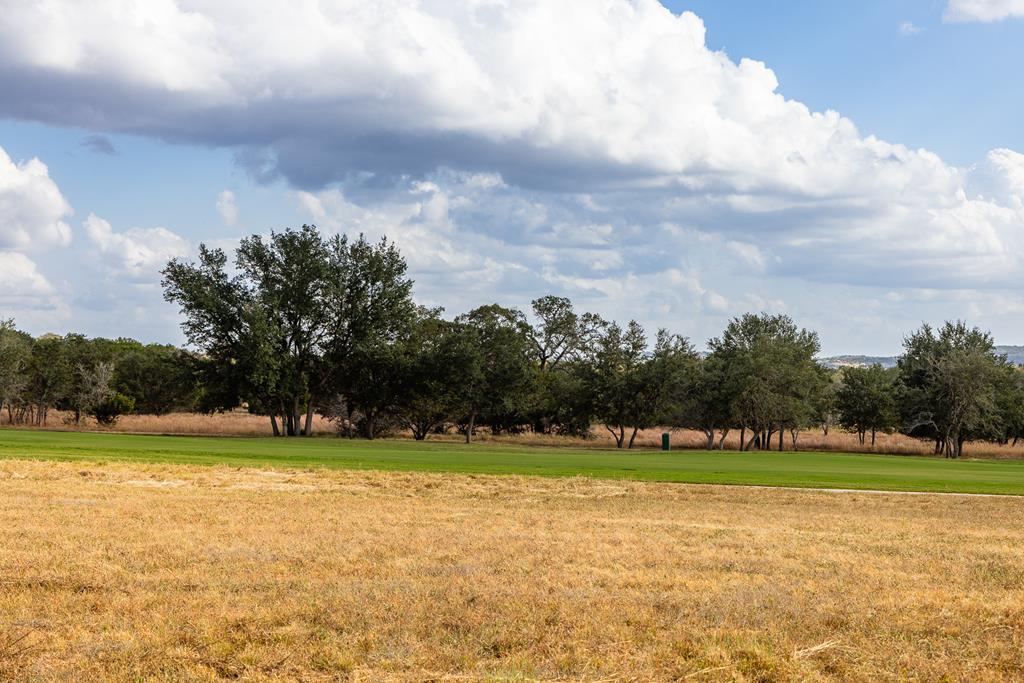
<box><xmin>0</xmin><ymin>252</ymin><xmax>57</xmax><ymax>306</ymax></box>
<box><xmin>2</xmin><ymin>1</ymin><xmax>1024</xmax><ymax>347</ymax></box>
<box><xmin>0</xmin><ymin>0</ymin><xmax>1021</xmax><ymax>291</ymax></box>
<box><xmin>945</xmin><ymin>0</ymin><xmax>1024</xmax><ymax>22</ymax></box>
<box><xmin>0</xmin><ymin>145</ymin><xmax>73</xmax><ymax>251</ymax></box>
<box><xmin>83</xmin><ymin>213</ymin><xmax>190</xmax><ymax>280</ymax></box>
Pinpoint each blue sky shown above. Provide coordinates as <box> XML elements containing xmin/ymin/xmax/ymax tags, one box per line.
<box><xmin>673</xmin><ymin>0</ymin><xmax>1024</xmax><ymax>165</ymax></box>
<box><xmin>1</xmin><ymin>0</ymin><xmax>1023</xmax><ymax>355</ymax></box>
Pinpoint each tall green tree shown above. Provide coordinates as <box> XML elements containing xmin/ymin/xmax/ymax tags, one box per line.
<box><xmin>836</xmin><ymin>364</ymin><xmax>898</xmax><ymax>446</ymax></box>
<box><xmin>897</xmin><ymin>321</ymin><xmax>1010</xmax><ymax>458</ymax></box>
<box><xmin>163</xmin><ymin>226</ymin><xmax>415</xmax><ymax>437</ymax></box>
<box><xmin>528</xmin><ymin>295</ymin><xmax>603</xmax><ymax>371</ymax></box>
<box><xmin>708</xmin><ymin>313</ymin><xmax>823</xmax><ymax>451</ymax></box>
<box><xmin>527</xmin><ymin>295</ymin><xmax>605</xmax><ymax>434</ymax></box>
<box><xmin>666</xmin><ymin>353</ymin><xmax>731</xmax><ymax>450</ymax></box>
<box><xmin>322</xmin><ymin>234</ymin><xmax>417</xmax><ymax>437</ymax></box>
<box><xmin>585</xmin><ymin>322</ymin><xmax>695</xmax><ymax>448</ymax></box>
<box><xmin>393</xmin><ymin>311</ymin><xmax>477</xmax><ymax>440</ymax></box>
<box><xmin>0</xmin><ymin>320</ymin><xmax>32</xmax><ymax>424</ymax></box>
<box><xmin>23</xmin><ymin>334</ymin><xmax>72</xmax><ymax>426</ymax></box>
<box><xmin>454</xmin><ymin>304</ymin><xmax>535</xmax><ymax>442</ymax></box>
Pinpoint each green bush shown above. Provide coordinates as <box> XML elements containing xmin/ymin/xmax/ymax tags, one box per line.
<box><xmin>90</xmin><ymin>392</ymin><xmax>136</xmax><ymax>426</ymax></box>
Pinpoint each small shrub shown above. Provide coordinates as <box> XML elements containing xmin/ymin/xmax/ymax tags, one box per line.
<box><xmin>90</xmin><ymin>392</ymin><xmax>136</xmax><ymax>426</ymax></box>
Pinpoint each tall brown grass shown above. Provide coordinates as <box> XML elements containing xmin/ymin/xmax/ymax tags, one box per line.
<box><xmin>1</xmin><ymin>460</ymin><xmax>1022</xmax><ymax>680</ymax></box>
<box><xmin>10</xmin><ymin>409</ymin><xmax>1024</xmax><ymax>459</ymax></box>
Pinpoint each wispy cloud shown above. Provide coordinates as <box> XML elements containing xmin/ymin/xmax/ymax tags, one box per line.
<box><xmin>80</xmin><ymin>134</ymin><xmax>117</xmax><ymax>155</ymax></box>
<box><xmin>899</xmin><ymin>21</ymin><xmax>924</xmax><ymax>35</ymax></box>
<box><xmin>216</xmin><ymin>190</ymin><xmax>238</xmax><ymax>227</ymax></box>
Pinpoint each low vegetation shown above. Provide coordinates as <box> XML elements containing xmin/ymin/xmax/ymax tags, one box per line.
<box><xmin>3</xmin><ymin>430</ymin><xmax>1024</xmax><ymax>494</ymax></box>
<box><xmin>1</xmin><ymin>460</ymin><xmax>1022</xmax><ymax>681</ymax></box>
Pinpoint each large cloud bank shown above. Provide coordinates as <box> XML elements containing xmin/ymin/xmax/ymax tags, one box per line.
<box><xmin>0</xmin><ymin>0</ymin><xmax>1022</xmax><ymax>346</ymax></box>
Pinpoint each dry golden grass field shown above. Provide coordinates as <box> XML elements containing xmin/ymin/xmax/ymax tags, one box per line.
<box><xmin>2</xmin><ymin>460</ymin><xmax>1023</xmax><ymax>681</ymax></box>
<box><xmin>14</xmin><ymin>410</ymin><xmax>1024</xmax><ymax>459</ymax></box>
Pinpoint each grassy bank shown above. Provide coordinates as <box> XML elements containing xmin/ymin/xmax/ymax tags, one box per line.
<box><xmin>2</xmin><ymin>429</ymin><xmax>1024</xmax><ymax>494</ymax></box>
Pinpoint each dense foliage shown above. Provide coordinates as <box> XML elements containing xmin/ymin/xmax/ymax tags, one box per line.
<box><xmin>0</xmin><ymin>319</ymin><xmax>197</xmax><ymax>427</ymax></box>
<box><xmin>4</xmin><ymin>227</ymin><xmax>1023</xmax><ymax>455</ymax></box>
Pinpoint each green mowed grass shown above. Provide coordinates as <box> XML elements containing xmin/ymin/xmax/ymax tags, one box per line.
<box><xmin>1</xmin><ymin>428</ymin><xmax>1023</xmax><ymax>494</ymax></box>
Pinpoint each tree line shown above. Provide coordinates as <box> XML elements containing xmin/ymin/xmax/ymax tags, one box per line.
<box><xmin>3</xmin><ymin>226</ymin><xmax>1022</xmax><ymax>457</ymax></box>
<box><xmin>0</xmin><ymin>324</ymin><xmax>198</xmax><ymax>426</ymax></box>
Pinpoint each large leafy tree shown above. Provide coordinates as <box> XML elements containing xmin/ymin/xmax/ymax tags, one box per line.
<box><xmin>836</xmin><ymin>364</ymin><xmax>898</xmax><ymax>446</ymax></box>
<box><xmin>392</xmin><ymin>310</ymin><xmax>477</xmax><ymax>440</ymax></box>
<box><xmin>708</xmin><ymin>313</ymin><xmax>824</xmax><ymax>451</ymax></box>
<box><xmin>666</xmin><ymin>353</ymin><xmax>731</xmax><ymax>450</ymax></box>
<box><xmin>234</xmin><ymin>227</ymin><xmax>334</xmax><ymax>435</ymax></box>
<box><xmin>897</xmin><ymin>321</ymin><xmax>1010</xmax><ymax>457</ymax></box>
<box><xmin>322</xmin><ymin>234</ymin><xmax>417</xmax><ymax>437</ymax></box>
<box><xmin>23</xmin><ymin>334</ymin><xmax>72</xmax><ymax>426</ymax></box>
<box><xmin>454</xmin><ymin>304</ymin><xmax>535</xmax><ymax>442</ymax></box>
<box><xmin>583</xmin><ymin>320</ymin><xmax>647</xmax><ymax>448</ymax></box>
<box><xmin>163</xmin><ymin>225</ymin><xmax>415</xmax><ymax>437</ymax></box>
<box><xmin>585</xmin><ymin>322</ymin><xmax>695</xmax><ymax>448</ymax></box>
<box><xmin>528</xmin><ymin>295</ymin><xmax>604</xmax><ymax>372</ymax></box>
<box><xmin>527</xmin><ymin>295</ymin><xmax>606</xmax><ymax>435</ymax></box>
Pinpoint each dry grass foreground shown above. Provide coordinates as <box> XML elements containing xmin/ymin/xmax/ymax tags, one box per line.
<box><xmin>1</xmin><ymin>462</ymin><xmax>1023</xmax><ymax>681</ymax></box>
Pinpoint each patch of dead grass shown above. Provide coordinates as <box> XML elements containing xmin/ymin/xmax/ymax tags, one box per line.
<box><xmin>1</xmin><ymin>460</ymin><xmax>1023</xmax><ymax>681</ymax></box>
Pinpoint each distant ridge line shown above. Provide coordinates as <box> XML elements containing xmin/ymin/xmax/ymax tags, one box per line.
<box><xmin>819</xmin><ymin>345</ymin><xmax>1024</xmax><ymax>369</ymax></box>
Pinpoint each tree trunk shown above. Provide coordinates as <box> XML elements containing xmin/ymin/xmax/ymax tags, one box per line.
<box><xmin>291</xmin><ymin>396</ymin><xmax>301</xmax><ymax>437</ymax></box>
<box><xmin>465</xmin><ymin>411</ymin><xmax>476</xmax><ymax>444</ymax></box>
<box><xmin>717</xmin><ymin>429</ymin><xmax>729</xmax><ymax>450</ymax></box>
<box><xmin>739</xmin><ymin>426</ymin><xmax>746</xmax><ymax>452</ymax></box>
<box><xmin>871</xmin><ymin>428</ymin><xmax>877</xmax><ymax>447</ymax></box>
<box><xmin>704</xmin><ymin>429</ymin><xmax>715</xmax><ymax>450</ymax></box>
<box><xmin>413</xmin><ymin>422</ymin><xmax>430</xmax><ymax>441</ymax></box>
<box><xmin>303</xmin><ymin>402</ymin><xmax>314</xmax><ymax>437</ymax></box>
<box><xmin>790</xmin><ymin>428</ymin><xmax>798</xmax><ymax>449</ymax></box>
<box><xmin>778</xmin><ymin>427</ymin><xmax>784</xmax><ymax>452</ymax></box>
<box><xmin>627</xmin><ymin>426</ymin><xmax>639</xmax><ymax>449</ymax></box>
<box><xmin>744</xmin><ymin>432</ymin><xmax>758</xmax><ymax>452</ymax></box>
<box><xmin>270</xmin><ymin>414</ymin><xmax>280</xmax><ymax>437</ymax></box>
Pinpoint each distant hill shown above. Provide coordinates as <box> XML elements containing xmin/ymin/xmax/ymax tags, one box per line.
<box><xmin>819</xmin><ymin>345</ymin><xmax>1024</xmax><ymax>370</ymax></box>
<box><xmin>819</xmin><ymin>355</ymin><xmax>899</xmax><ymax>370</ymax></box>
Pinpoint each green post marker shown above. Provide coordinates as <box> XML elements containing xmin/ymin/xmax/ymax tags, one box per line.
<box><xmin>662</xmin><ymin>432</ymin><xmax>670</xmax><ymax>451</ymax></box>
